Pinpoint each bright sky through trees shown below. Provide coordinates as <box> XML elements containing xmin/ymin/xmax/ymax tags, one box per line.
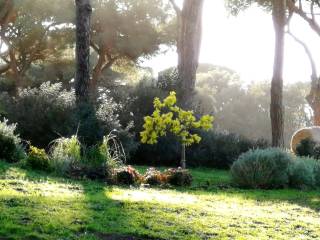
<box><xmin>143</xmin><ymin>0</ymin><xmax>320</xmax><ymax>84</ymax></box>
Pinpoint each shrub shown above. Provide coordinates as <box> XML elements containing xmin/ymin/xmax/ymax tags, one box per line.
<box><xmin>289</xmin><ymin>157</ymin><xmax>316</xmax><ymax>189</ymax></box>
<box><xmin>231</xmin><ymin>148</ymin><xmax>292</xmax><ymax>189</ymax></box>
<box><xmin>296</xmin><ymin>138</ymin><xmax>316</xmax><ymax>158</ymax></box>
<box><xmin>3</xmin><ymin>83</ymin><xmax>76</xmax><ymax>148</ymax></box>
<box><xmin>187</xmin><ymin>130</ymin><xmax>269</xmax><ymax>169</ymax></box>
<box><xmin>0</xmin><ymin>119</ymin><xmax>25</xmax><ymax>162</ymax></box>
<box><xmin>2</xmin><ymin>83</ymin><xmax>136</xmax><ymax>155</ymax></box>
<box><xmin>26</xmin><ymin>146</ymin><xmax>50</xmax><ymax>171</ymax></box>
<box><xmin>164</xmin><ymin>168</ymin><xmax>193</xmax><ymax>187</ymax></box>
<box><xmin>49</xmin><ymin>136</ymin><xmax>81</xmax><ymax>175</ymax></box>
<box><xmin>113</xmin><ymin>166</ymin><xmax>141</xmax><ymax>185</ymax></box>
<box><xmin>143</xmin><ymin>168</ymin><xmax>168</xmax><ymax>185</ymax></box>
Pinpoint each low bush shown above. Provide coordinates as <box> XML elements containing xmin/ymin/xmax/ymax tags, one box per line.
<box><xmin>0</xmin><ymin>119</ymin><xmax>25</xmax><ymax>162</ymax></box>
<box><xmin>289</xmin><ymin>157</ymin><xmax>316</xmax><ymax>189</ymax></box>
<box><xmin>26</xmin><ymin>146</ymin><xmax>50</xmax><ymax>171</ymax></box>
<box><xmin>143</xmin><ymin>168</ymin><xmax>168</xmax><ymax>185</ymax></box>
<box><xmin>231</xmin><ymin>148</ymin><xmax>292</xmax><ymax>189</ymax></box>
<box><xmin>164</xmin><ymin>168</ymin><xmax>193</xmax><ymax>187</ymax></box>
<box><xmin>113</xmin><ymin>166</ymin><xmax>141</xmax><ymax>185</ymax></box>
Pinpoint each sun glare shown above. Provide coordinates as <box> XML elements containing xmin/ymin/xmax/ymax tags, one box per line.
<box><xmin>144</xmin><ymin>1</ymin><xmax>320</xmax><ymax>84</ymax></box>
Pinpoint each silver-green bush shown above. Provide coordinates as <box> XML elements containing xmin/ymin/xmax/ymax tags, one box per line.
<box><xmin>289</xmin><ymin>157</ymin><xmax>316</xmax><ymax>189</ymax></box>
<box><xmin>231</xmin><ymin>148</ymin><xmax>292</xmax><ymax>189</ymax></box>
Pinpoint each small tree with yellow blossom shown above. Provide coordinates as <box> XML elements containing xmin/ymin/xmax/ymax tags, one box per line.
<box><xmin>140</xmin><ymin>92</ymin><xmax>214</xmax><ymax>168</ymax></box>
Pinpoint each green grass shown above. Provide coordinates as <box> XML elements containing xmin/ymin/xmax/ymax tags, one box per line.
<box><xmin>0</xmin><ymin>162</ymin><xmax>319</xmax><ymax>239</ymax></box>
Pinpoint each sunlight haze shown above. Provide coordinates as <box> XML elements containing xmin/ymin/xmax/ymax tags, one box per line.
<box><xmin>143</xmin><ymin>1</ymin><xmax>320</xmax><ymax>84</ymax></box>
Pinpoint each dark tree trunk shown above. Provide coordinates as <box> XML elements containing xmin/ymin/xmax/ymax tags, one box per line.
<box><xmin>75</xmin><ymin>0</ymin><xmax>92</xmax><ymax>104</ymax></box>
<box><xmin>176</xmin><ymin>0</ymin><xmax>204</xmax><ymax>106</ymax></box>
<box><xmin>270</xmin><ymin>0</ymin><xmax>286</xmax><ymax>147</ymax></box>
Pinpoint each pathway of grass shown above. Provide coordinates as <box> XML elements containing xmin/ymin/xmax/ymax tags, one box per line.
<box><xmin>0</xmin><ymin>162</ymin><xmax>319</xmax><ymax>239</ymax></box>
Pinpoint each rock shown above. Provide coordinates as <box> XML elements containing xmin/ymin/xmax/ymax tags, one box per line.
<box><xmin>291</xmin><ymin>126</ymin><xmax>320</xmax><ymax>153</ymax></box>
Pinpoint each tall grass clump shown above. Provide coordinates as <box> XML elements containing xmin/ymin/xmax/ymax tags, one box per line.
<box><xmin>82</xmin><ymin>131</ymin><xmax>126</xmax><ymax>180</ymax></box>
<box><xmin>49</xmin><ymin>135</ymin><xmax>81</xmax><ymax>175</ymax></box>
<box><xmin>49</xmin><ymin>131</ymin><xmax>126</xmax><ymax>179</ymax></box>
<box><xmin>0</xmin><ymin>118</ymin><xmax>25</xmax><ymax>162</ymax></box>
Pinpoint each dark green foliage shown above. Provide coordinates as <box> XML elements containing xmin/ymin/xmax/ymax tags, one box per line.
<box><xmin>295</xmin><ymin>138</ymin><xmax>320</xmax><ymax>160</ymax></box>
<box><xmin>1</xmin><ymin>83</ymin><xmax>136</xmax><ymax>155</ymax></box>
<box><xmin>75</xmin><ymin>103</ymin><xmax>103</xmax><ymax>147</ymax></box>
<box><xmin>165</xmin><ymin>168</ymin><xmax>193</xmax><ymax>187</ymax></box>
<box><xmin>0</xmin><ymin>135</ymin><xmax>17</xmax><ymax>163</ymax></box>
<box><xmin>131</xmin><ymin>135</ymin><xmax>180</xmax><ymax>166</ymax></box>
<box><xmin>289</xmin><ymin>158</ymin><xmax>316</xmax><ymax>189</ymax></box>
<box><xmin>2</xmin><ymin>83</ymin><xmax>76</xmax><ymax>148</ymax></box>
<box><xmin>187</xmin><ymin>130</ymin><xmax>269</xmax><ymax>169</ymax></box>
<box><xmin>26</xmin><ymin>146</ymin><xmax>50</xmax><ymax>171</ymax></box>
<box><xmin>296</xmin><ymin>138</ymin><xmax>316</xmax><ymax>158</ymax></box>
<box><xmin>231</xmin><ymin>148</ymin><xmax>292</xmax><ymax>189</ymax></box>
<box><xmin>80</xmin><ymin>146</ymin><xmax>109</xmax><ymax>180</ymax></box>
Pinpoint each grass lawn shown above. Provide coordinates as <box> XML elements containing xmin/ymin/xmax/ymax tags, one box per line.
<box><xmin>0</xmin><ymin>162</ymin><xmax>319</xmax><ymax>240</ymax></box>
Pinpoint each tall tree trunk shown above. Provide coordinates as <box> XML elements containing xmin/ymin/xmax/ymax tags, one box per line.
<box><xmin>270</xmin><ymin>0</ymin><xmax>286</xmax><ymax>147</ymax></box>
<box><xmin>175</xmin><ymin>0</ymin><xmax>204</xmax><ymax>106</ymax></box>
<box><xmin>75</xmin><ymin>0</ymin><xmax>92</xmax><ymax>104</ymax></box>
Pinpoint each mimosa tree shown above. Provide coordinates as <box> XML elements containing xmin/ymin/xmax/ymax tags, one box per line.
<box><xmin>140</xmin><ymin>92</ymin><xmax>214</xmax><ymax>168</ymax></box>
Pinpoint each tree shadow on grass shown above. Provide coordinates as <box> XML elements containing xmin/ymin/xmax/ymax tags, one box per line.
<box><xmin>1</xmin><ymin>162</ymin><xmax>319</xmax><ymax>239</ymax></box>
<box><xmin>0</xmin><ymin>163</ymin><xmax>169</xmax><ymax>240</ymax></box>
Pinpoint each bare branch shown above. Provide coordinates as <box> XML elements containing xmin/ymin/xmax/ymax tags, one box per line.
<box><xmin>287</xmin><ymin>0</ymin><xmax>320</xmax><ymax>37</ymax></box>
<box><xmin>287</xmin><ymin>30</ymin><xmax>317</xmax><ymax>79</ymax></box>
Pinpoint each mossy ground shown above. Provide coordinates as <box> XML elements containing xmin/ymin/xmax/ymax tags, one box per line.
<box><xmin>0</xmin><ymin>162</ymin><xmax>319</xmax><ymax>240</ymax></box>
